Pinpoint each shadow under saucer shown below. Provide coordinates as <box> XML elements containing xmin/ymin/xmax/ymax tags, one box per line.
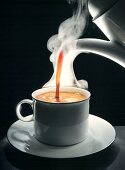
<box><xmin>2</xmin><ymin>136</ymin><xmax>120</xmax><ymax>170</ymax></box>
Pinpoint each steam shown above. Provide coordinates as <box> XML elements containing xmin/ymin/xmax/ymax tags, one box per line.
<box><xmin>58</xmin><ymin>0</ymin><xmax>88</xmax><ymax>41</ymax></box>
<box><xmin>44</xmin><ymin>0</ymin><xmax>89</xmax><ymax>89</ymax></box>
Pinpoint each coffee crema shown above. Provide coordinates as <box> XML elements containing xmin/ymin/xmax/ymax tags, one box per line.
<box><xmin>35</xmin><ymin>92</ymin><xmax>86</xmax><ymax>103</ymax></box>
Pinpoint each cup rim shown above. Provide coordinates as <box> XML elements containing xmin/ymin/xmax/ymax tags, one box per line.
<box><xmin>32</xmin><ymin>87</ymin><xmax>91</xmax><ymax>104</ymax></box>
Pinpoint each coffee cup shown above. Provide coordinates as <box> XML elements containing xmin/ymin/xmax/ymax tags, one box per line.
<box><xmin>16</xmin><ymin>87</ymin><xmax>90</xmax><ymax>146</ymax></box>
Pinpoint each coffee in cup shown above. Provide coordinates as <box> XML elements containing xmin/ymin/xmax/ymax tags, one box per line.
<box><xmin>35</xmin><ymin>91</ymin><xmax>87</xmax><ymax>103</ymax></box>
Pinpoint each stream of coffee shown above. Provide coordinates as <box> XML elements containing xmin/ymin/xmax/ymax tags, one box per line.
<box><xmin>55</xmin><ymin>50</ymin><xmax>64</xmax><ymax>101</ymax></box>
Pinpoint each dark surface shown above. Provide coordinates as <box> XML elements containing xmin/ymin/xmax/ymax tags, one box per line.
<box><xmin>0</xmin><ymin>126</ymin><xmax>125</xmax><ymax>170</ymax></box>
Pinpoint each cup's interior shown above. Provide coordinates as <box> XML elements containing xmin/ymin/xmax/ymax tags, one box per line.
<box><xmin>32</xmin><ymin>87</ymin><xmax>90</xmax><ymax>102</ymax></box>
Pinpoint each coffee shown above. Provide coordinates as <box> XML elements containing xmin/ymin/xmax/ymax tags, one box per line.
<box><xmin>35</xmin><ymin>91</ymin><xmax>86</xmax><ymax>103</ymax></box>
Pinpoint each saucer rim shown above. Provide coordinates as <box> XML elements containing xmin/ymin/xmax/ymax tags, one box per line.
<box><xmin>7</xmin><ymin>114</ymin><xmax>116</xmax><ymax>158</ymax></box>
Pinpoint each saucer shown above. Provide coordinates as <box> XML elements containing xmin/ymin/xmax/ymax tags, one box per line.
<box><xmin>7</xmin><ymin>114</ymin><xmax>116</xmax><ymax>158</ymax></box>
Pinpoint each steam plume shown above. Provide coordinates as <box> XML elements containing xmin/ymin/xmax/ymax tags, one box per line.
<box><xmin>44</xmin><ymin>0</ymin><xmax>89</xmax><ymax>88</ymax></box>
<box><xmin>48</xmin><ymin>0</ymin><xmax>88</xmax><ymax>52</ymax></box>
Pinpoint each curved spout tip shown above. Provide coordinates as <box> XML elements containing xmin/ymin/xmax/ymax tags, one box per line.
<box><xmin>76</xmin><ymin>38</ymin><xmax>125</xmax><ymax>68</ymax></box>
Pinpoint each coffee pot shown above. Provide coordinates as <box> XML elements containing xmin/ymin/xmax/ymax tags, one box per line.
<box><xmin>76</xmin><ymin>0</ymin><xmax>125</xmax><ymax>68</ymax></box>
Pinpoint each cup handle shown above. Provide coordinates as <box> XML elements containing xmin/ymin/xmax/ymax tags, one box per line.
<box><xmin>16</xmin><ymin>99</ymin><xmax>33</xmax><ymax>122</ymax></box>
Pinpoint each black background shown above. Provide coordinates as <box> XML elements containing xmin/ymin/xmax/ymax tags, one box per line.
<box><xmin>0</xmin><ymin>0</ymin><xmax>125</xmax><ymax>130</ymax></box>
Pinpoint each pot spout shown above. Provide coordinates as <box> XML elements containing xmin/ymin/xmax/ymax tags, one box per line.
<box><xmin>76</xmin><ymin>38</ymin><xmax>125</xmax><ymax>68</ymax></box>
